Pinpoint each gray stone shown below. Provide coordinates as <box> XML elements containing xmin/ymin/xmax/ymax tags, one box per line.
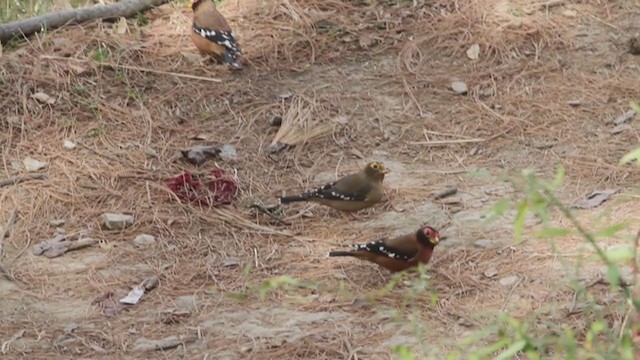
<box><xmin>484</xmin><ymin>268</ymin><xmax>498</xmax><ymax>278</ymax></box>
<box><xmin>451</xmin><ymin>81</ymin><xmax>468</xmax><ymax>95</ymax></box>
<box><xmin>23</xmin><ymin>157</ymin><xmax>48</xmax><ymax>171</ymax></box>
<box><xmin>499</xmin><ymin>275</ymin><xmax>519</xmax><ymax>286</ymax></box>
<box><xmin>474</xmin><ymin>239</ymin><xmax>499</xmax><ymax>249</ymax></box>
<box><xmin>49</xmin><ymin>219</ymin><xmax>66</xmax><ymax>227</ymax></box>
<box><xmin>133</xmin><ymin>234</ymin><xmax>156</xmax><ymax>247</ymax></box>
<box><xmin>100</xmin><ymin>213</ymin><xmax>134</xmax><ymax>230</ymax></box>
<box><xmin>220</xmin><ymin>144</ymin><xmax>237</xmax><ymax>161</ymax></box>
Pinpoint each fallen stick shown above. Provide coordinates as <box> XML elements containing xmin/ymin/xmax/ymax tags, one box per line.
<box><xmin>0</xmin><ymin>208</ymin><xmax>18</xmax><ymax>281</ymax></box>
<box><xmin>0</xmin><ymin>0</ymin><xmax>170</xmax><ymax>44</ymax></box>
<box><xmin>0</xmin><ymin>173</ymin><xmax>47</xmax><ymax>188</ymax></box>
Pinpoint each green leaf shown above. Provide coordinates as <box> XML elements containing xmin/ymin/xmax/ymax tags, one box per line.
<box><xmin>593</xmin><ymin>222</ymin><xmax>629</xmax><ymax>238</ymax></box>
<box><xmin>445</xmin><ymin>351</ymin><xmax>460</xmax><ymax>360</ymax></box>
<box><xmin>604</xmin><ymin>246</ymin><xmax>635</xmax><ymax>263</ymax></box>
<box><xmin>392</xmin><ymin>345</ymin><xmax>416</xmax><ymax>360</ymax></box>
<box><xmin>606</xmin><ymin>266</ymin><xmax>622</xmax><ymax>286</ymax></box>
<box><xmin>536</xmin><ymin>227</ymin><xmax>571</xmax><ymax>238</ymax></box>
<box><xmin>630</xmin><ymin>101</ymin><xmax>640</xmax><ymax>114</ymax></box>
<box><xmin>258</xmin><ymin>275</ymin><xmax>304</xmax><ymax>299</ymax></box>
<box><xmin>514</xmin><ymin>200</ymin><xmax>528</xmax><ymax>243</ymax></box>
<box><xmin>484</xmin><ymin>199</ymin><xmax>511</xmax><ymax>223</ymax></box>
<box><xmin>224</xmin><ymin>291</ymin><xmax>249</xmax><ymax>301</ymax></box>
<box><xmin>552</xmin><ymin>165</ymin><xmax>565</xmax><ymax>188</ymax></box>
<box><xmin>619</xmin><ymin>148</ymin><xmax>640</xmax><ymax>166</ymax></box>
<box><xmin>495</xmin><ymin>340</ymin><xmax>527</xmax><ymax>360</ymax></box>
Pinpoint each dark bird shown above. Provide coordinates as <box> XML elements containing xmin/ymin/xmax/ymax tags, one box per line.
<box><xmin>279</xmin><ymin>162</ymin><xmax>389</xmax><ymax>212</ymax></box>
<box><xmin>328</xmin><ymin>226</ymin><xmax>441</xmax><ymax>272</ymax></box>
<box><xmin>191</xmin><ymin>0</ymin><xmax>242</xmax><ymax>69</ymax></box>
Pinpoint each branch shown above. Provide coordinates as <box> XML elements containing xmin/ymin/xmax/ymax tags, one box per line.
<box><xmin>0</xmin><ymin>173</ymin><xmax>47</xmax><ymax>188</ymax></box>
<box><xmin>0</xmin><ymin>208</ymin><xmax>18</xmax><ymax>282</ymax></box>
<box><xmin>0</xmin><ymin>0</ymin><xmax>170</xmax><ymax>45</ymax></box>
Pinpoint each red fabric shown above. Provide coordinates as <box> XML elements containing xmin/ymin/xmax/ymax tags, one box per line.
<box><xmin>167</xmin><ymin>168</ymin><xmax>237</xmax><ymax>206</ymax></box>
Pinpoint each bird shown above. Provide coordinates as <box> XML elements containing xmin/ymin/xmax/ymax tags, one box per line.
<box><xmin>328</xmin><ymin>226</ymin><xmax>441</xmax><ymax>272</ymax></box>
<box><xmin>190</xmin><ymin>0</ymin><xmax>242</xmax><ymax>70</ymax></box>
<box><xmin>279</xmin><ymin>162</ymin><xmax>389</xmax><ymax>212</ymax></box>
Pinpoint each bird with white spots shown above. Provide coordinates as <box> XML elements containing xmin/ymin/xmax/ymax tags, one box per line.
<box><xmin>190</xmin><ymin>0</ymin><xmax>242</xmax><ymax>70</ymax></box>
<box><xmin>279</xmin><ymin>162</ymin><xmax>389</xmax><ymax>213</ymax></box>
<box><xmin>328</xmin><ymin>226</ymin><xmax>441</xmax><ymax>272</ymax></box>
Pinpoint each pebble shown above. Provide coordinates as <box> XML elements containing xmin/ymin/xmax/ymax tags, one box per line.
<box><xmin>484</xmin><ymin>268</ymin><xmax>498</xmax><ymax>278</ymax></box>
<box><xmin>133</xmin><ymin>234</ymin><xmax>156</xmax><ymax>247</ymax></box>
<box><xmin>100</xmin><ymin>213</ymin><xmax>134</xmax><ymax>231</ymax></box>
<box><xmin>219</xmin><ymin>144</ymin><xmax>238</xmax><ymax>161</ymax></box>
<box><xmin>474</xmin><ymin>239</ymin><xmax>499</xmax><ymax>249</ymax></box>
<box><xmin>451</xmin><ymin>81</ymin><xmax>468</xmax><ymax>95</ymax></box>
<box><xmin>23</xmin><ymin>157</ymin><xmax>48</xmax><ymax>171</ymax></box>
<box><xmin>499</xmin><ymin>275</ymin><xmax>519</xmax><ymax>287</ymax></box>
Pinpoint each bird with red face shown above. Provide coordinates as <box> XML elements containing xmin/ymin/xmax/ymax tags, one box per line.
<box><xmin>190</xmin><ymin>0</ymin><xmax>242</xmax><ymax>70</ymax></box>
<box><xmin>328</xmin><ymin>226</ymin><xmax>441</xmax><ymax>272</ymax></box>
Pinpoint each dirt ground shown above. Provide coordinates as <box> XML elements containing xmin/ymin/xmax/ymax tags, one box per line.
<box><xmin>1</xmin><ymin>0</ymin><xmax>640</xmax><ymax>358</ymax></box>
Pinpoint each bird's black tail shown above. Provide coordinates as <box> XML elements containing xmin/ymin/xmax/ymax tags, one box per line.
<box><xmin>279</xmin><ymin>195</ymin><xmax>308</xmax><ymax>204</ymax></box>
<box><xmin>328</xmin><ymin>251</ymin><xmax>356</xmax><ymax>257</ymax></box>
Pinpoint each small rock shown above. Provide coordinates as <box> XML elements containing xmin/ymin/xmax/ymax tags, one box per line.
<box><xmin>142</xmin><ymin>276</ymin><xmax>159</xmax><ymax>290</ymax></box>
<box><xmin>174</xmin><ymin>295</ymin><xmax>197</xmax><ymax>312</ymax></box>
<box><xmin>532</xmin><ymin>140</ymin><xmax>556</xmax><ymax>150</ymax></box>
<box><xmin>629</xmin><ymin>37</ymin><xmax>640</xmax><ymax>55</ymax></box>
<box><xmin>219</xmin><ymin>144</ymin><xmax>237</xmax><ymax>161</ymax></box>
<box><xmin>457</xmin><ymin>317</ymin><xmax>473</xmax><ymax>327</ymax></box>
<box><xmin>433</xmin><ymin>187</ymin><xmax>458</xmax><ymax>200</ymax></box>
<box><xmin>613</xmin><ymin>110</ymin><xmax>636</xmax><ymax>125</ymax></box>
<box><xmin>64</xmin><ymin>323</ymin><xmax>79</xmax><ymax>334</ymax></box>
<box><xmin>334</xmin><ymin>273</ymin><xmax>347</xmax><ymax>280</ymax></box>
<box><xmin>610</xmin><ymin>124</ymin><xmax>631</xmax><ymax>135</ymax></box>
<box><xmin>63</xmin><ymin>140</ymin><xmax>76</xmax><ymax>149</ymax></box>
<box><xmin>222</xmin><ymin>258</ymin><xmax>240</xmax><ymax>267</ymax></box>
<box><xmin>32</xmin><ymin>91</ymin><xmax>56</xmax><ymax>104</ymax></box>
<box><xmin>49</xmin><ymin>219</ymin><xmax>66</xmax><ymax>227</ymax></box>
<box><xmin>474</xmin><ymin>239</ymin><xmax>499</xmax><ymax>249</ymax></box>
<box><xmin>499</xmin><ymin>275</ymin><xmax>519</xmax><ymax>287</ymax></box>
<box><xmin>567</xmin><ymin>100</ymin><xmax>581</xmax><ymax>107</ymax></box>
<box><xmin>484</xmin><ymin>268</ymin><xmax>498</xmax><ymax>278</ymax></box>
<box><xmin>23</xmin><ymin>157</ymin><xmax>48</xmax><ymax>171</ymax></box>
<box><xmin>466</xmin><ymin>44</ymin><xmax>480</xmax><ymax>60</ymax></box>
<box><xmin>143</xmin><ymin>147</ymin><xmax>158</xmax><ymax>158</ymax></box>
<box><xmin>451</xmin><ymin>81</ymin><xmax>468</xmax><ymax>95</ymax></box>
<box><xmin>270</xmin><ymin>116</ymin><xmax>283</xmax><ymax>127</ymax></box>
<box><xmin>100</xmin><ymin>213</ymin><xmax>134</xmax><ymax>231</ymax></box>
<box><xmin>10</xmin><ymin>159</ymin><xmax>23</xmax><ymax>171</ymax></box>
<box><xmin>133</xmin><ymin>234</ymin><xmax>156</xmax><ymax>247</ymax></box>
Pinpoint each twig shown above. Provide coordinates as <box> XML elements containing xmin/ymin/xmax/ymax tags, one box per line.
<box><xmin>409</xmin><ymin>138</ymin><xmax>486</xmax><ymax>146</ymax></box>
<box><xmin>524</xmin><ymin>0</ymin><xmax>566</xmax><ymax>14</ymax></box>
<box><xmin>543</xmin><ymin>189</ymin><xmax>640</xmax><ymax>311</ymax></box>
<box><xmin>620</xmin><ymin>229</ymin><xmax>640</xmax><ymax>338</ymax></box>
<box><xmin>0</xmin><ymin>208</ymin><xmax>18</xmax><ymax>281</ymax></box>
<box><xmin>40</xmin><ymin>56</ymin><xmax>223</xmax><ymax>83</ymax></box>
<box><xmin>501</xmin><ymin>276</ymin><xmax>525</xmax><ymax>311</ymax></box>
<box><xmin>0</xmin><ymin>173</ymin><xmax>47</xmax><ymax>188</ymax></box>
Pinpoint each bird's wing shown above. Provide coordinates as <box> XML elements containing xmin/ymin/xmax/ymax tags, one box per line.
<box><xmin>350</xmin><ymin>238</ymin><xmax>416</xmax><ymax>261</ymax></box>
<box><xmin>304</xmin><ymin>173</ymin><xmax>372</xmax><ymax>202</ymax></box>
<box><xmin>192</xmin><ymin>25</ymin><xmax>240</xmax><ymax>53</ymax></box>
